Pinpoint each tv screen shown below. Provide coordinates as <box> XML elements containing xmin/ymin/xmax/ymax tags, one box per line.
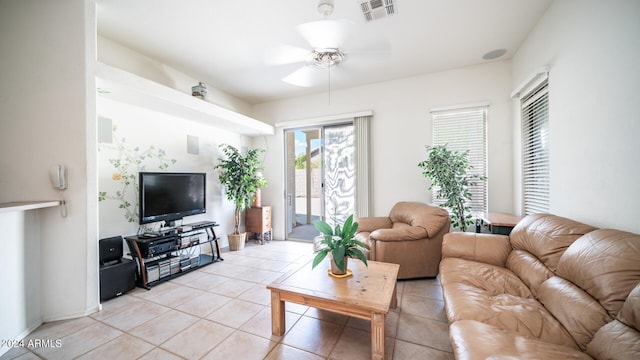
<box><xmin>139</xmin><ymin>172</ymin><xmax>206</xmax><ymax>226</ymax></box>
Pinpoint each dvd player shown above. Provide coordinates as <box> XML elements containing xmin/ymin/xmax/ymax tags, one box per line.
<box><xmin>136</xmin><ymin>236</ymin><xmax>179</xmax><ymax>257</ymax></box>
<box><xmin>187</xmin><ymin>221</ymin><xmax>218</xmax><ymax>229</ymax></box>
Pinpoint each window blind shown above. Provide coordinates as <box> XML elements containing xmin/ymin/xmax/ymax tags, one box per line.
<box><xmin>431</xmin><ymin>105</ymin><xmax>488</xmax><ymax>214</ymax></box>
<box><xmin>354</xmin><ymin>115</ymin><xmax>372</xmax><ymax>218</ymax></box>
<box><xmin>521</xmin><ymin>81</ymin><xmax>549</xmax><ymax>215</ymax></box>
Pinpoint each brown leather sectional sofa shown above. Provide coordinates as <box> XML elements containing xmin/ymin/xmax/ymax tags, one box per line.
<box><xmin>440</xmin><ymin>213</ymin><xmax>640</xmax><ymax>359</ymax></box>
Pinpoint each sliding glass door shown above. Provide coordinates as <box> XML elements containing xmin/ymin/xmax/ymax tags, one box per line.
<box><xmin>284</xmin><ymin>123</ymin><xmax>356</xmax><ymax>240</ymax></box>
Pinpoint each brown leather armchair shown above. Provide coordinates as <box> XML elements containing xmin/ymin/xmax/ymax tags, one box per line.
<box><xmin>355</xmin><ymin>201</ymin><xmax>450</xmax><ymax>279</ymax></box>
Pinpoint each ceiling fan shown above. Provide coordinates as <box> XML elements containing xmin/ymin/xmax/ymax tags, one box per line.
<box><xmin>266</xmin><ymin>0</ymin><xmax>390</xmax><ymax>88</ymax></box>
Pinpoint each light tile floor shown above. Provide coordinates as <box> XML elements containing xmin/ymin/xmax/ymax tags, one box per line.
<box><xmin>1</xmin><ymin>240</ymin><xmax>454</xmax><ymax>360</ymax></box>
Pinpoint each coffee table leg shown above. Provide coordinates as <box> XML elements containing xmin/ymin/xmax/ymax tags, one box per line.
<box><xmin>270</xmin><ymin>290</ymin><xmax>285</xmax><ymax>336</ymax></box>
<box><xmin>371</xmin><ymin>312</ymin><xmax>385</xmax><ymax>360</ymax></box>
<box><xmin>391</xmin><ymin>282</ymin><xmax>398</xmax><ymax>309</ymax></box>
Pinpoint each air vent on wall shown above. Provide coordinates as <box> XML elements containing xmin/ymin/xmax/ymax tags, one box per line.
<box><xmin>360</xmin><ymin>0</ymin><xmax>395</xmax><ymax>22</ymax></box>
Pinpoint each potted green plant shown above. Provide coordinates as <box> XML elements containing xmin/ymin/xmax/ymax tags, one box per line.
<box><xmin>418</xmin><ymin>145</ymin><xmax>486</xmax><ymax>232</ymax></box>
<box><xmin>215</xmin><ymin>144</ymin><xmax>267</xmax><ymax>250</ymax></box>
<box><xmin>311</xmin><ymin>214</ymin><xmax>368</xmax><ymax>275</ymax></box>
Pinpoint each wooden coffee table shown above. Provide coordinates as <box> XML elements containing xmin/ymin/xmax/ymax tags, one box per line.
<box><xmin>267</xmin><ymin>259</ymin><xmax>400</xmax><ymax>360</ymax></box>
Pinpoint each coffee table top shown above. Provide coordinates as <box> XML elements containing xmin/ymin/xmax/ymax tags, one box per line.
<box><xmin>267</xmin><ymin>259</ymin><xmax>400</xmax><ymax>314</ymax></box>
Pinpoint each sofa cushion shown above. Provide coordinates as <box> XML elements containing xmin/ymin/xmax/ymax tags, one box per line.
<box><xmin>505</xmin><ymin>250</ymin><xmax>554</xmax><ymax>297</ymax></box>
<box><xmin>618</xmin><ymin>283</ymin><xmax>640</xmax><ymax>330</ymax></box>
<box><xmin>440</xmin><ymin>258</ymin><xmax>532</xmax><ymax>298</ymax></box>
<box><xmin>556</xmin><ymin>229</ymin><xmax>640</xmax><ymax>317</ymax></box>
<box><xmin>449</xmin><ymin>320</ymin><xmax>592</xmax><ymax>360</ymax></box>
<box><xmin>588</xmin><ymin>284</ymin><xmax>640</xmax><ymax>360</ymax></box>
<box><xmin>587</xmin><ymin>320</ymin><xmax>640</xmax><ymax>360</ymax></box>
<box><xmin>440</xmin><ymin>258</ymin><xmax>578</xmax><ymax>347</ymax></box>
<box><xmin>442</xmin><ymin>232</ymin><xmax>511</xmax><ymax>267</ymax></box>
<box><xmin>537</xmin><ymin>276</ymin><xmax>612</xmax><ymax>350</ymax></box>
<box><xmin>509</xmin><ymin>214</ymin><xmax>597</xmax><ymax>273</ymax></box>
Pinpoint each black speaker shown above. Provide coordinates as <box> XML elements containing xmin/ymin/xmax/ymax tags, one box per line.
<box><xmin>100</xmin><ymin>259</ymin><xmax>136</xmax><ymax>301</ymax></box>
<box><xmin>100</xmin><ymin>236</ymin><xmax>124</xmax><ymax>266</ymax></box>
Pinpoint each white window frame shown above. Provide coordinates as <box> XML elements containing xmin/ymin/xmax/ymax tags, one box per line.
<box><xmin>430</xmin><ymin>103</ymin><xmax>488</xmax><ymax>215</ymax></box>
<box><xmin>520</xmin><ymin>80</ymin><xmax>550</xmax><ymax>215</ymax></box>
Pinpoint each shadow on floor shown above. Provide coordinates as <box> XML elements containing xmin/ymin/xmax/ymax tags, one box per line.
<box><xmin>288</xmin><ymin>214</ymin><xmax>321</xmax><ymax>241</ymax></box>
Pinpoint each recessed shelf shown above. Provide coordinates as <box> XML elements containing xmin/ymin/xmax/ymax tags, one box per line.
<box><xmin>95</xmin><ymin>62</ymin><xmax>274</xmax><ymax>136</ymax></box>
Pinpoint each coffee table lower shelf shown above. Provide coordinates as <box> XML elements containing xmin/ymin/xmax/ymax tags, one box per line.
<box><xmin>267</xmin><ymin>260</ymin><xmax>400</xmax><ymax>360</ymax></box>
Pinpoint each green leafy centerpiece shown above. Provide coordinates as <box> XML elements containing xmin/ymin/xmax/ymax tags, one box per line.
<box><xmin>311</xmin><ymin>214</ymin><xmax>368</xmax><ymax>276</ymax></box>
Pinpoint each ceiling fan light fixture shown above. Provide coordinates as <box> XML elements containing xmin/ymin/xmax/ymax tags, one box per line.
<box><xmin>318</xmin><ymin>0</ymin><xmax>334</xmax><ymax>18</ymax></box>
<box><xmin>311</xmin><ymin>48</ymin><xmax>345</xmax><ymax>68</ymax></box>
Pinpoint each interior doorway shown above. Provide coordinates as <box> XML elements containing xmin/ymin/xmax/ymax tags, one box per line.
<box><xmin>284</xmin><ymin>123</ymin><xmax>356</xmax><ymax>241</ymax></box>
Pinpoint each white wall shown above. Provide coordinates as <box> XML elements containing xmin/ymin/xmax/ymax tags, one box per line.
<box><xmin>98</xmin><ymin>36</ymin><xmax>254</xmax><ymax>118</ymax></box>
<box><xmin>0</xmin><ymin>0</ymin><xmax>98</xmax><ymax>344</ymax></box>
<box><xmin>0</xmin><ymin>211</ymin><xmax>41</xmax><ymax>352</ymax></box>
<box><xmin>512</xmin><ymin>0</ymin><xmax>640</xmax><ymax>233</ymax></box>
<box><xmin>254</xmin><ymin>61</ymin><xmax>514</xmax><ymax>239</ymax></box>
<box><xmin>97</xmin><ymin>98</ymin><xmax>248</xmax><ymax>248</ymax></box>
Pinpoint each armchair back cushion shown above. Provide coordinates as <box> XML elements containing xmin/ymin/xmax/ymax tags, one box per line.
<box><xmin>356</xmin><ymin>201</ymin><xmax>450</xmax><ymax>279</ymax></box>
<box><xmin>389</xmin><ymin>201</ymin><xmax>449</xmax><ymax>237</ymax></box>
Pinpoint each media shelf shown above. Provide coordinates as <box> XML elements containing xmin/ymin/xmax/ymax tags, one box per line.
<box><xmin>125</xmin><ymin>222</ymin><xmax>223</xmax><ymax>289</ymax></box>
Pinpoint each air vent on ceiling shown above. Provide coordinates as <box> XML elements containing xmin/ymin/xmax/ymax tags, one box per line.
<box><xmin>360</xmin><ymin>0</ymin><xmax>395</xmax><ymax>22</ymax></box>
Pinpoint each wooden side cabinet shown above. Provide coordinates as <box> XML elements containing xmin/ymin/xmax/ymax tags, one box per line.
<box><xmin>246</xmin><ymin>206</ymin><xmax>272</xmax><ymax>244</ymax></box>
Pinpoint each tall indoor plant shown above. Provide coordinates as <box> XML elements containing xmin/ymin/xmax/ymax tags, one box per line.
<box><xmin>215</xmin><ymin>144</ymin><xmax>267</xmax><ymax>250</ymax></box>
<box><xmin>418</xmin><ymin>145</ymin><xmax>486</xmax><ymax>232</ymax></box>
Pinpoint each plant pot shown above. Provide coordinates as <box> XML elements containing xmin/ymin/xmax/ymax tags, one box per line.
<box><xmin>228</xmin><ymin>232</ymin><xmax>247</xmax><ymax>251</ymax></box>
<box><xmin>330</xmin><ymin>256</ymin><xmax>349</xmax><ymax>275</ymax></box>
<box><xmin>251</xmin><ymin>188</ymin><xmax>262</xmax><ymax>208</ymax></box>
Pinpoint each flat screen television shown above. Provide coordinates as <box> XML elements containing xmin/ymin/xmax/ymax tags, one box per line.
<box><xmin>139</xmin><ymin>172</ymin><xmax>206</xmax><ymax>226</ymax></box>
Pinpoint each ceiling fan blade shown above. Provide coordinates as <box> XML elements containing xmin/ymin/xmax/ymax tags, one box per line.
<box><xmin>264</xmin><ymin>44</ymin><xmax>310</xmax><ymax>66</ymax></box>
<box><xmin>282</xmin><ymin>66</ymin><xmax>322</xmax><ymax>87</ymax></box>
<box><xmin>297</xmin><ymin>19</ymin><xmax>353</xmax><ymax>49</ymax></box>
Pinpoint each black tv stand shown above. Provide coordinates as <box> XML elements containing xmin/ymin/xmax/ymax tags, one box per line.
<box><xmin>125</xmin><ymin>222</ymin><xmax>223</xmax><ymax>289</ymax></box>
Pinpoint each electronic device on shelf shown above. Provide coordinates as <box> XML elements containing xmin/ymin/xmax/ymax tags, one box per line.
<box><xmin>139</xmin><ymin>172</ymin><xmax>206</xmax><ymax>227</ymax></box>
<box><xmin>186</xmin><ymin>220</ymin><xmax>218</xmax><ymax>229</ymax></box>
<box><xmin>135</xmin><ymin>235</ymin><xmax>180</xmax><ymax>258</ymax></box>
<box><xmin>99</xmin><ymin>236</ymin><xmax>124</xmax><ymax>266</ymax></box>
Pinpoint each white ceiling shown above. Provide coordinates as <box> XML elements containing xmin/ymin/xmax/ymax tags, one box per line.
<box><xmin>96</xmin><ymin>0</ymin><xmax>552</xmax><ymax>105</ymax></box>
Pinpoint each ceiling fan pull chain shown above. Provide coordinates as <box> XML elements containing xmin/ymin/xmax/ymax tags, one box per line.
<box><xmin>328</xmin><ymin>65</ymin><xmax>332</xmax><ymax>106</ymax></box>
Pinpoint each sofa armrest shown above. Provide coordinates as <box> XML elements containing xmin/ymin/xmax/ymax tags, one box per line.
<box><xmin>370</xmin><ymin>227</ymin><xmax>429</xmax><ymax>241</ymax></box>
<box><xmin>442</xmin><ymin>232</ymin><xmax>511</xmax><ymax>267</ymax></box>
<box><xmin>356</xmin><ymin>217</ymin><xmax>392</xmax><ymax>233</ymax></box>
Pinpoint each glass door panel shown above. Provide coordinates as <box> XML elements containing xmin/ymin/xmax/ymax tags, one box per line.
<box><xmin>323</xmin><ymin>124</ymin><xmax>355</xmax><ymax>226</ymax></box>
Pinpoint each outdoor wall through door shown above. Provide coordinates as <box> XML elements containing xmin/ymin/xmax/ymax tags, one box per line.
<box><xmin>285</xmin><ymin>128</ymin><xmax>323</xmax><ymax>241</ymax></box>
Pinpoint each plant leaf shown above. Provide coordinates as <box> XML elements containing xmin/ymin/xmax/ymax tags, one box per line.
<box><xmin>312</xmin><ymin>250</ymin><xmax>328</xmax><ymax>269</ymax></box>
<box><xmin>352</xmin><ymin>249</ymin><xmax>368</xmax><ymax>267</ymax></box>
<box><xmin>313</xmin><ymin>220</ymin><xmax>334</xmax><ymax>236</ymax></box>
<box><xmin>332</xmin><ymin>247</ymin><xmax>346</xmax><ymax>272</ymax></box>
